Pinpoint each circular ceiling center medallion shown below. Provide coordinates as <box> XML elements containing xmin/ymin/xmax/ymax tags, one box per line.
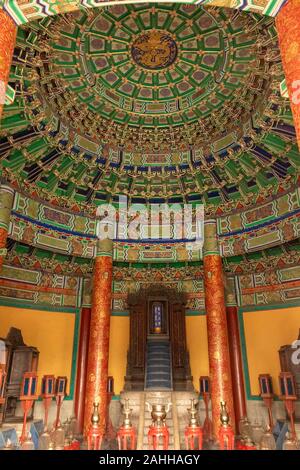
<box><xmin>131</xmin><ymin>30</ymin><xmax>177</xmax><ymax>70</ymax></box>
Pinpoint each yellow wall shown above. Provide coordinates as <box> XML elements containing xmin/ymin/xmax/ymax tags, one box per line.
<box><xmin>186</xmin><ymin>315</ymin><xmax>209</xmax><ymax>390</ymax></box>
<box><xmin>0</xmin><ymin>306</ymin><xmax>75</xmax><ymax>395</ymax></box>
<box><xmin>108</xmin><ymin>316</ymin><xmax>130</xmax><ymax>395</ymax></box>
<box><xmin>243</xmin><ymin>307</ymin><xmax>300</xmax><ymax>395</ymax></box>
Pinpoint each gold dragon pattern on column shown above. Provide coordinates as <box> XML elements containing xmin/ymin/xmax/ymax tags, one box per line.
<box><xmin>0</xmin><ymin>9</ymin><xmax>17</xmax><ymax>120</ymax></box>
<box><xmin>83</xmin><ymin>239</ymin><xmax>113</xmax><ymax>437</ymax></box>
<box><xmin>203</xmin><ymin>219</ymin><xmax>235</xmax><ymax>439</ymax></box>
<box><xmin>276</xmin><ymin>0</ymin><xmax>300</xmax><ymax>149</ymax></box>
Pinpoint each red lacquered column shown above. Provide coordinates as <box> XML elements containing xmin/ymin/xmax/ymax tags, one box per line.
<box><xmin>83</xmin><ymin>239</ymin><xmax>113</xmax><ymax>438</ymax></box>
<box><xmin>0</xmin><ymin>9</ymin><xmax>17</xmax><ymax>120</ymax></box>
<box><xmin>74</xmin><ymin>307</ymin><xmax>91</xmax><ymax>433</ymax></box>
<box><xmin>203</xmin><ymin>219</ymin><xmax>235</xmax><ymax>438</ymax></box>
<box><xmin>276</xmin><ymin>0</ymin><xmax>300</xmax><ymax>149</ymax></box>
<box><xmin>225</xmin><ymin>277</ymin><xmax>247</xmax><ymax>432</ymax></box>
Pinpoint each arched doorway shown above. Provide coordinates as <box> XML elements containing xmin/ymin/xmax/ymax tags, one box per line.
<box><xmin>124</xmin><ymin>286</ymin><xmax>193</xmax><ymax>392</ymax></box>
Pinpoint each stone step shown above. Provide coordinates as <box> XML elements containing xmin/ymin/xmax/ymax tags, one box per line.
<box><xmin>145</xmin><ymin>384</ymin><xmax>172</xmax><ymax>389</ymax></box>
<box><xmin>143</xmin><ymin>437</ymin><xmax>174</xmax><ymax>445</ymax></box>
<box><xmin>147</xmin><ymin>366</ymin><xmax>170</xmax><ymax>370</ymax></box>
<box><xmin>147</xmin><ymin>354</ymin><xmax>170</xmax><ymax>358</ymax></box>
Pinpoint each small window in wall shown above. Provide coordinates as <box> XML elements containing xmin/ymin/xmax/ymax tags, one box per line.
<box><xmin>153</xmin><ymin>302</ymin><xmax>163</xmax><ymax>334</ymax></box>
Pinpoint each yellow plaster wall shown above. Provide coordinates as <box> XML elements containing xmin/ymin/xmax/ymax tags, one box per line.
<box><xmin>186</xmin><ymin>315</ymin><xmax>209</xmax><ymax>390</ymax></box>
<box><xmin>0</xmin><ymin>306</ymin><xmax>75</xmax><ymax>394</ymax></box>
<box><xmin>243</xmin><ymin>307</ymin><xmax>300</xmax><ymax>395</ymax></box>
<box><xmin>108</xmin><ymin>316</ymin><xmax>130</xmax><ymax>395</ymax></box>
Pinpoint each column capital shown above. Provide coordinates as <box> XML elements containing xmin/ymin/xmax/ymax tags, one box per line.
<box><xmin>203</xmin><ymin>219</ymin><xmax>219</xmax><ymax>257</ymax></box>
<box><xmin>96</xmin><ymin>238</ymin><xmax>113</xmax><ymax>258</ymax></box>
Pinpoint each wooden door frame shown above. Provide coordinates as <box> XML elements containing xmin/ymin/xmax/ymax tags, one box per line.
<box><xmin>124</xmin><ymin>285</ymin><xmax>193</xmax><ymax>391</ymax></box>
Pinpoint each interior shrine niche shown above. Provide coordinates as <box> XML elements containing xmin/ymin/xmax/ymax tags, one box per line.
<box><xmin>124</xmin><ymin>286</ymin><xmax>193</xmax><ymax>392</ymax></box>
<box><xmin>279</xmin><ymin>328</ymin><xmax>300</xmax><ymax>402</ymax></box>
<box><xmin>0</xmin><ymin>327</ymin><xmax>39</xmax><ymax>424</ymax></box>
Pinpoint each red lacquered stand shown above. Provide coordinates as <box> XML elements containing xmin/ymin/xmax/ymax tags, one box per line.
<box><xmin>258</xmin><ymin>374</ymin><xmax>275</xmax><ymax>429</ymax></box>
<box><xmin>185</xmin><ymin>426</ymin><xmax>203</xmax><ymax>450</ymax></box>
<box><xmin>279</xmin><ymin>372</ymin><xmax>298</xmax><ymax>441</ymax></box>
<box><xmin>117</xmin><ymin>426</ymin><xmax>136</xmax><ymax>450</ymax></box>
<box><xmin>41</xmin><ymin>374</ymin><xmax>55</xmax><ymax>430</ymax></box>
<box><xmin>19</xmin><ymin>372</ymin><xmax>39</xmax><ymax>444</ymax></box>
<box><xmin>53</xmin><ymin>376</ymin><xmax>67</xmax><ymax>430</ymax></box>
<box><xmin>148</xmin><ymin>425</ymin><xmax>169</xmax><ymax>450</ymax></box>
<box><xmin>219</xmin><ymin>425</ymin><xmax>235</xmax><ymax>450</ymax></box>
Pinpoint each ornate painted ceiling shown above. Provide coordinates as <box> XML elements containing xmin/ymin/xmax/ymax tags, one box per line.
<box><xmin>6</xmin><ymin>236</ymin><xmax>300</xmax><ymax>278</ymax></box>
<box><xmin>1</xmin><ymin>4</ymin><xmax>300</xmax><ymax>215</ymax></box>
<box><xmin>0</xmin><ymin>0</ymin><xmax>287</xmax><ymax>25</ymax></box>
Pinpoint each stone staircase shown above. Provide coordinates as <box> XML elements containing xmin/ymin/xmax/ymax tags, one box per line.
<box><xmin>145</xmin><ymin>341</ymin><xmax>172</xmax><ymax>390</ymax></box>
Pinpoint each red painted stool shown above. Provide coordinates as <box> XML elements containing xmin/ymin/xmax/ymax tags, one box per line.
<box><xmin>117</xmin><ymin>426</ymin><xmax>136</xmax><ymax>450</ymax></box>
<box><xmin>219</xmin><ymin>424</ymin><xmax>235</xmax><ymax>450</ymax></box>
<box><xmin>148</xmin><ymin>425</ymin><xmax>169</xmax><ymax>450</ymax></box>
<box><xmin>185</xmin><ymin>426</ymin><xmax>203</xmax><ymax>450</ymax></box>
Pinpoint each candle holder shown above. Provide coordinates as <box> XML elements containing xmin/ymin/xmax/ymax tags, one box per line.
<box><xmin>279</xmin><ymin>372</ymin><xmax>297</xmax><ymax>441</ymax></box>
<box><xmin>117</xmin><ymin>399</ymin><xmax>136</xmax><ymax>450</ymax></box>
<box><xmin>87</xmin><ymin>403</ymin><xmax>103</xmax><ymax>450</ymax></box>
<box><xmin>41</xmin><ymin>375</ymin><xmax>55</xmax><ymax>431</ymax></box>
<box><xmin>199</xmin><ymin>376</ymin><xmax>213</xmax><ymax>441</ymax></box>
<box><xmin>258</xmin><ymin>374</ymin><xmax>275</xmax><ymax>429</ymax></box>
<box><xmin>218</xmin><ymin>401</ymin><xmax>235</xmax><ymax>450</ymax></box>
<box><xmin>19</xmin><ymin>372</ymin><xmax>39</xmax><ymax>444</ymax></box>
<box><xmin>53</xmin><ymin>376</ymin><xmax>67</xmax><ymax>430</ymax></box>
<box><xmin>184</xmin><ymin>399</ymin><xmax>203</xmax><ymax>450</ymax></box>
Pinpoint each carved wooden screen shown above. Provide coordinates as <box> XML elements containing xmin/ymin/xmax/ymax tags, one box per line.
<box><xmin>170</xmin><ymin>302</ymin><xmax>193</xmax><ymax>391</ymax></box>
<box><xmin>124</xmin><ymin>301</ymin><xmax>147</xmax><ymax>391</ymax></box>
<box><xmin>124</xmin><ymin>286</ymin><xmax>193</xmax><ymax>391</ymax></box>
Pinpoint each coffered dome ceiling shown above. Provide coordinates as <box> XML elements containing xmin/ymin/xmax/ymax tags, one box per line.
<box><xmin>1</xmin><ymin>3</ymin><xmax>300</xmax><ymax>214</ymax></box>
